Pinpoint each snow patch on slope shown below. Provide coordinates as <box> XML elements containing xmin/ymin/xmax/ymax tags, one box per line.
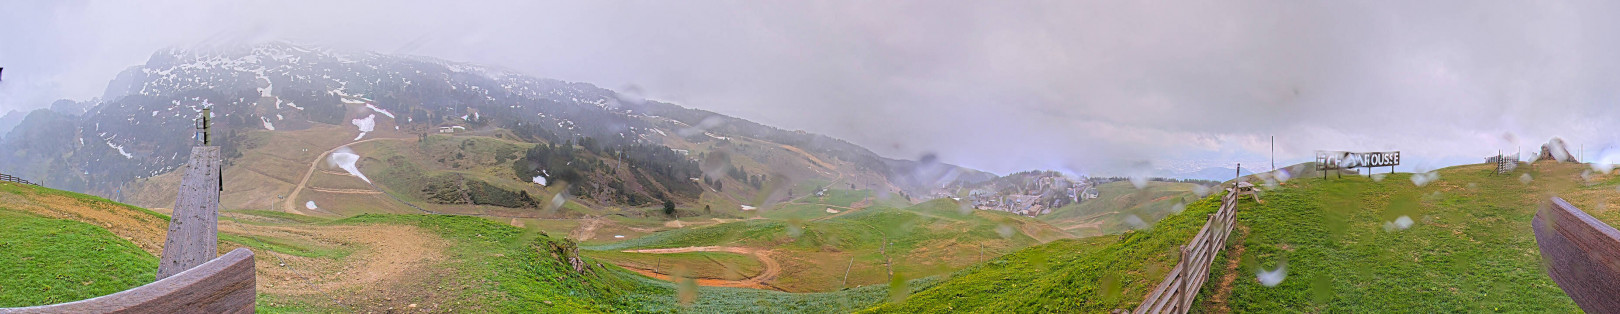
<box><xmin>351</xmin><ymin>114</ymin><xmax>375</xmax><ymax>140</ymax></box>
<box><xmin>327</xmin><ymin>147</ymin><xmax>371</xmax><ymax>184</ymax></box>
<box><xmin>106</xmin><ymin>141</ymin><xmax>134</xmax><ymax>159</ymax></box>
<box><xmin>364</xmin><ymin>103</ymin><xmax>395</xmax><ymax>118</ymax></box>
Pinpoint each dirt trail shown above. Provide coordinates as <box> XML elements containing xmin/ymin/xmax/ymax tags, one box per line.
<box><xmin>619</xmin><ymin>246</ymin><xmax>782</xmax><ymax>290</ymax></box>
<box><xmin>220</xmin><ymin>221</ymin><xmax>451</xmax><ymax>295</ymax></box>
<box><xmin>570</xmin><ymin>217</ymin><xmax>605</xmax><ymax>241</ymax></box>
<box><xmin>307</xmin><ymin>187</ymin><xmax>385</xmax><ymax>194</ymax></box>
<box><xmin>772</xmin><ymin>143</ymin><xmax>836</xmax><ymax>171</ymax></box>
<box><xmin>283</xmin><ymin>137</ymin><xmax>394</xmax><ymax>215</ymax></box>
<box><xmin>810</xmin><ymin>197</ymin><xmax>873</xmax><ymax>222</ymax></box>
<box><xmin>1208</xmin><ymin>225</ymin><xmax>1250</xmax><ymax>313</ymax></box>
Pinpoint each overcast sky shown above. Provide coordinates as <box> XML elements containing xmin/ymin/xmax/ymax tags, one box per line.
<box><xmin>5</xmin><ymin>1</ymin><xmax>1620</xmax><ymax>176</ymax></box>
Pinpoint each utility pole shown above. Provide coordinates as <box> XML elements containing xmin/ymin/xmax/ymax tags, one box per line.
<box><xmin>1271</xmin><ymin>136</ymin><xmax>1275</xmax><ymax>171</ymax></box>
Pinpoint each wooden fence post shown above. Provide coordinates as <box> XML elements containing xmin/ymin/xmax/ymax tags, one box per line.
<box><xmin>157</xmin><ymin>147</ymin><xmax>223</xmax><ymax>280</ymax></box>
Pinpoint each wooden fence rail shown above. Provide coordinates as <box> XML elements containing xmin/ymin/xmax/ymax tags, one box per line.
<box><xmin>0</xmin><ymin>248</ymin><xmax>256</xmax><ymax>314</ymax></box>
<box><xmin>1533</xmin><ymin>197</ymin><xmax>1620</xmax><ymax>313</ymax></box>
<box><xmin>0</xmin><ymin>173</ymin><xmax>38</xmax><ymax>186</ymax></box>
<box><xmin>1133</xmin><ymin>187</ymin><xmax>1242</xmax><ymax>314</ymax></box>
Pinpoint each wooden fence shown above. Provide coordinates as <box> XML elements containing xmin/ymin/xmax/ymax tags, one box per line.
<box><xmin>0</xmin><ymin>173</ymin><xmax>37</xmax><ymax>186</ymax></box>
<box><xmin>0</xmin><ymin>248</ymin><xmax>255</xmax><ymax>313</ymax></box>
<box><xmin>1133</xmin><ymin>187</ymin><xmax>1242</xmax><ymax>314</ymax></box>
<box><xmin>1532</xmin><ymin>197</ymin><xmax>1620</xmax><ymax>313</ymax></box>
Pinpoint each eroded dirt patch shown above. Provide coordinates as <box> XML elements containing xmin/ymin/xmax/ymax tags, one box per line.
<box><xmin>618</xmin><ymin>246</ymin><xmax>784</xmax><ymax>291</ymax></box>
<box><xmin>221</xmin><ymin>223</ymin><xmax>451</xmax><ymax>295</ymax></box>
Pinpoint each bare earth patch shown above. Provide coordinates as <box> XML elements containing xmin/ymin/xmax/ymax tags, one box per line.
<box><xmin>618</xmin><ymin>246</ymin><xmax>784</xmax><ymax>291</ymax></box>
<box><xmin>218</xmin><ymin>221</ymin><xmax>463</xmax><ymax>312</ymax></box>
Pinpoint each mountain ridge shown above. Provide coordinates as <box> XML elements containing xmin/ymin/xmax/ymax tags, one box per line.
<box><xmin>0</xmin><ymin>42</ymin><xmax>1002</xmax><ymax>210</ymax></box>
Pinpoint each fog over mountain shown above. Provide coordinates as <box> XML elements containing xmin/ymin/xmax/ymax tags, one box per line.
<box><xmin>8</xmin><ymin>1</ymin><xmax>1620</xmax><ymax>175</ymax></box>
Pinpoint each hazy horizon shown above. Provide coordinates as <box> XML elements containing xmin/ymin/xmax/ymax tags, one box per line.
<box><xmin>6</xmin><ymin>1</ymin><xmax>1620</xmax><ymax>176</ymax></box>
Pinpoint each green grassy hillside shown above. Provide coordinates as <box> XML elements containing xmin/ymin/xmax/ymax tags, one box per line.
<box><xmin>863</xmin><ymin>193</ymin><xmax>1227</xmax><ymax>312</ymax></box>
<box><xmin>1040</xmin><ymin>181</ymin><xmax>1202</xmax><ymax>237</ymax></box>
<box><xmin>0</xmin><ymin>208</ymin><xmax>158</xmax><ymax>307</ymax></box>
<box><xmin>581</xmin><ymin>199</ymin><xmax>1073</xmax><ymax>292</ymax></box>
<box><xmin>871</xmin><ymin>161</ymin><xmax>1615</xmax><ymax>313</ymax></box>
<box><xmin>264</xmin><ymin>212</ymin><xmax>951</xmax><ymax>313</ymax></box>
<box><xmin>1193</xmin><ymin>162</ymin><xmax>1589</xmax><ymax>312</ymax></box>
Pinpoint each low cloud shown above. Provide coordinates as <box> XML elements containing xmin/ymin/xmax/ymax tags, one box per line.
<box><xmin>5</xmin><ymin>1</ymin><xmax>1620</xmax><ymax>175</ymax></box>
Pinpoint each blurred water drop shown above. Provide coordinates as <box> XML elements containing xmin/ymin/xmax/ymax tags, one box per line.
<box><xmin>615</xmin><ymin>84</ymin><xmax>648</xmax><ymax>106</ymax></box>
<box><xmin>1371</xmin><ymin>173</ymin><xmax>1386</xmax><ymax>182</ymax></box>
<box><xmin>1170</xmin><ymin>202</ymin><xmax>1186</xmax><ymax>214</ymax></box>
<box><xmin>1275</xmin><ymin>168</ymin><xmax>1293</xmax><ymax>183</ymax></box>
<box><xmin>546</xmin><ymin>183</ymin><xmax>571</xmax><ymax>215</ymax></box>
<box><xmin>1382</xmin><ymin>215</ymin><xmax>1414</xmax><ymax>232</ymax></box>
<box><xmin>957</xmin><ymin>199</ymin><xmax>973</xmax><ymax>215</ymax></box>
<box><xmin>1592</xmin><ymin>147</ymin><xmax>1620</xmax><ymax>174</ymax></box>
<box><xmin>1309</xmin><ymin>273</ymin><xmax>1333</xmax><ymax>304</ymax></box>
<box><xmin>1582</xmin><ymin>170</ymin><xmax>1596</xmax><ymax>185</ymax></box>
<box><xmin>786</xmin><ymin>220</ymin><xmax>804</xmax><ymax>238</ymax></box>
<box><xmin>996</xmin><ymin>224</ymin><xmax>1015</xmax><ymax>239</ymax></box>
<box><xmin>1129</xmin><ymin>176</ymin><xmax>1148</xmax><ymax>189</ymax></box>
<box><xmin>1123</xmin><ymin>215</ymin><xmax>1149</xmax><ymax>230</ymax></box>
<box><xmin>1099</xmin><ymin>273</ymin><xmax>1122</xmax><ymax>300</ymax></box>
<box><xmin>1546</xmin><ymin>139</ymin><xmax>1573</xmax><ymax>161</ymax></box>
<box><xmin>1410</xmin><ymin>171</ymin><xmax>1439</xmax><ymax>187</ymax></box>
<box><xmin>1520</xmin><ymin>173</ymin><xmax>1533</xmax><ymax>184</ymax></box>
<box><xmin>676</xmin><ymin>266</ymin><xmax>698</xmax><ymax>306</ymax></box>
<box><xmin>678</xmin><ymin>116</ymin><xmax>727</xmax><ymax>137</ymax></box>
<box><xmin>700</xmin><ymin>150</ymin><xmax>733</xmax><ymax>181</ymax></box>
<box><xmin>1257</xmin><ymin>262</ymin><xmax>1287</xmax><ymax>287</ymax></box>
<box><xmin>888</xmin><ymin>274</ymin><xmax>909</xmax><ymax>303</ymax></box>
<box><xmin>1192</xmin><ymin>185</ymin><xmax>1211</xmax><ymax>197</ymax></box>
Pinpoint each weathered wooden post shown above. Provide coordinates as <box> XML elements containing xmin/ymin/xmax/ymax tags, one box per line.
<box><xmin>0</xmin><ymin>108</ymin><xmax>254</xmax><ymax>313</ymax></box>
<box><xmin>157</xmin><ymin>109</ymin><xmax>226</xmax><ymax>280</ymax></box>
<box><xmin>1177</xmin><ymin>245</ymin><xmax>1191</xmax><ymax>312</ymax></box>
<box><xmin>156</xmin><ymin>147</ymin><xmax>222</xmax><ymax>280</ymax></box>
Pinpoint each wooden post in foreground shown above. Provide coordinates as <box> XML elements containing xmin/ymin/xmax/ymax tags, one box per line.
<box><xmin>157</xmin><ymin>147</ymin><xmax>222</xmax><ymax>280</ymax></box>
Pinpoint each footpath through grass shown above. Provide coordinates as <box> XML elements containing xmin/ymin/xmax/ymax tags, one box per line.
<box><xmin>0</xmin><ymin>209</ymin><xmax>158</xmax><ymax>307</ymax></box>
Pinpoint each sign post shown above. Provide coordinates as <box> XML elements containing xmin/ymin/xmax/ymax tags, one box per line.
<box><xmin>1316</xmin><ymin>151</ymin><xmax>1400</xmax><ymax>180</ymax></box>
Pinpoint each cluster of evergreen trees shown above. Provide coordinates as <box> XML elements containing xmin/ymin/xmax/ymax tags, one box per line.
<box><xmin>511</xmin><ymin>137</ymin><xmax>705</xmax><ymax>206</ymax></box>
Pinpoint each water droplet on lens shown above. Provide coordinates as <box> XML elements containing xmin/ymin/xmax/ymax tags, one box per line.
<box><xmin>1257</xmin><ymin>261</ymin><xmax>1287</xmax><ymax>287</ymax></box>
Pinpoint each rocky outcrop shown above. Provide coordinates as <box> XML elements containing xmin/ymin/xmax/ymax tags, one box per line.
<box><xmin>1538</xmin><ymin>138</ymin><xmax>1577</xmax><ymax>162</ymax></box>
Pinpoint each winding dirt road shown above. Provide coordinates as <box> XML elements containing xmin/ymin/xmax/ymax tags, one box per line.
<box><xmin>283</xmin><ymin>138</ymin><xmax>392</xmax><ymax>215</ymax></box>
<box><xmin>619</xmin><ymin>246</ymin><xmax>782</xmax><ymax>290</ymax></box>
